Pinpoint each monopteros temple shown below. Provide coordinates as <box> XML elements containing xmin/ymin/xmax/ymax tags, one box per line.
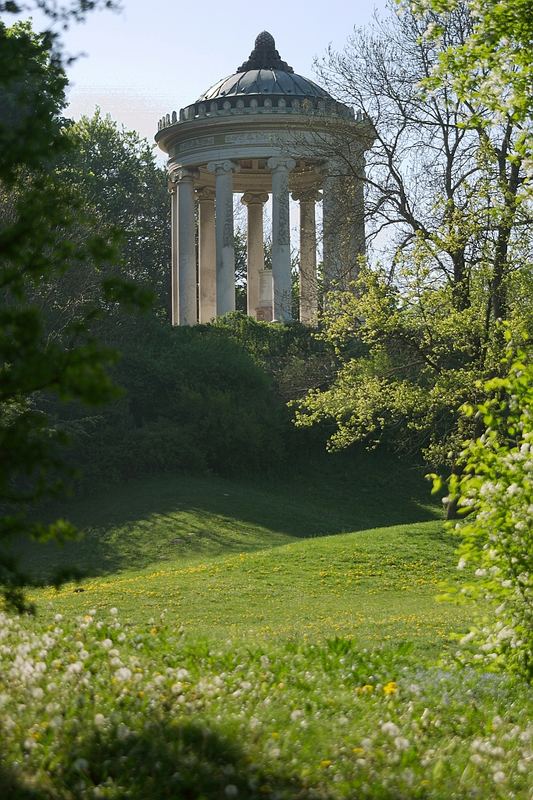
<box><xmin>155</xmin><ymin>31</ymin><xmax>374</xmax><ymax>325</ymax></box>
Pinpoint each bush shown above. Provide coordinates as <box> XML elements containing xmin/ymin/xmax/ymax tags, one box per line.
<box><xmin>211</xmin><ymin>312</ymin><xmax>337</xmax><ymax>403</ymax></box>
<box><xmin>61</xmin><ymin>316</ymin><xmax>287</xmax><ymax>483</ymax></box>
<box><xmin>435</xmin><ymin>333</ymin><xmax>532</xmax><ymax>680</ymax></box>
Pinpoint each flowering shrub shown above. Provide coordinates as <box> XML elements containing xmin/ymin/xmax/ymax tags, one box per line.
<box><xmin>0</xmin><ymin>608</ymin><xmax>532</xmax><ymax>798</ymax></box>
<box><xmin>437</xmin><ymin>335</ymin><xmax>532</xmax><ymax>679</ymax></box>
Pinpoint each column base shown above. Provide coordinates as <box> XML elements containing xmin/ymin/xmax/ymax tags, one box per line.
<box><xmin>256</xmin><ymin>306</ymin><xmax>273</xmax><ymax>322</ymax></box>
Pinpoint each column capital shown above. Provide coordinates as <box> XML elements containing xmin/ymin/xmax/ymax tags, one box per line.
<box><xmin>292</xmin><ymin>188</ymin><xmax>322</xmax><ymax>203</ymax></box>
<box><xmin>267</xmin><ymin>157</ymin><xmax>296</xmax><ymax>172</ymax></box>
<box><xmin>170</xmin><ymin>167</ymin><xmax>198</xmax><ymax>184</ymax></box>
<box><xmin>196</xmin><ymin>186</ymin><xmax>215</xmax><ymax>202</ymax></box>
<box><xmin>241</xmin><ymin>191</ymin><xmax>269</xmax><ymax>206</ymax></box>
<box><xmin>207</xmin><ymin>159</ymin><xmax>239</xmax><ymax>175</ymax></box>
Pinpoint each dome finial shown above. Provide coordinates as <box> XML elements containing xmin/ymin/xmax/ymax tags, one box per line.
<box><xmin>255</xmin><ymin>31</ymin><xmax>275</xmax><ymax>49</ymax></box>
<box><xmin>237</xmin><ymin>31</ymin><xmax>294</xmax><ymax>73</ymax></box>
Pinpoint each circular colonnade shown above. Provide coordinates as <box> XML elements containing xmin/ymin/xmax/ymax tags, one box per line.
<box><xmin>155</xmin><ymin>32</ymin><xmax>374</xmax><ymax>325</ymax></box>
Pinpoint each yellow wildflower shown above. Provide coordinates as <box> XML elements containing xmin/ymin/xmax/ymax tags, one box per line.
<box><xmin>383</xmin><ymin>681</ymin><xmax>398</xmax><ymax>695</ymax></box>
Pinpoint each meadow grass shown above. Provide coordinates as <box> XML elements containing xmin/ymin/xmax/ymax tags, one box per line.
<box><xmin>3</xmin><ymin>456</ymin><xmax>531</xmax><ymax>798</ymax></box>
<box><xmin>29</xmin><ymin>521</ymin><xmax>468</xmax><ymax>655</ymax></box>
<box><xmin>14</xmin><ymin>448</ymin><xmax>438</xmax><ymax>580</ymax></box>
<box><xmin>1</xmin><ymin>608</ymin><xmax>531</xmax><ymax>799</ymax></box>
<box><xmin>12</xmin><ymin>453</ymin><xmax>467</xmax><ymax>654</ymax></box>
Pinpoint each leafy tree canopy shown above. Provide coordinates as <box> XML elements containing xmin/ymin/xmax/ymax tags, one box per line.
<box><xmin>296</xmin><ymin>3</ymin><xmax>531</xmax><ymax>470</ymax></box>
<box><xmin>408</xmin><ymin>0</ymin><xmax>533</xmax><ymax>129</ymax></box>
<box><xmin>0</xmin><ymin>15</ymin><xmax>149</xmax><ymax>610</ymax></box>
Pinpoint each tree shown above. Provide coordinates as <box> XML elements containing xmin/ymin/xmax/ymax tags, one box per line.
<box><xmin>62</xmin><ymin>113</ymin><xmax>170</xmax><ymax>311</ymax></box>
<box><xmin>234</xmin><ymin>227</ymin><xmax>247</xmax><ymax>312</ymax></box>
<box><xmin>24</xmin><ymin>111</ymin><xmax>170</xmax><ymax>345</ymax></box>
<box><xmin>410</xmin><ymin>0</ymin><xmax>533</xmax><ymax>128</ymax></box>
<box><xmin>412</xmin><ymin>0</ymin><xmax>532</xmax><ymax>688</ymax></box>
<box><xmin>0</xmin><ymin>9</ymin><xmax>148</xmax><ymax>610</ymax></box>
<box><xmin>294</xmin><ymin>3</ymin><xmax>532</xmax><ymax>469</ymax></box>
<box><xmin>315</xmin><ymin>3</ymin><xmax>530</xmax><ymax>317</ymax></box>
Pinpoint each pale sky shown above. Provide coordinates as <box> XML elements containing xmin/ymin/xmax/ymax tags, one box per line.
<box><xmin>8</xmin><ymin>0</ymin><xmax>388</xmax><ymax>148</ymax></box>
<box><xmin>6</xmin><ymin>0</ymin><xmax>389</xmax><ymax>243</ymax></box>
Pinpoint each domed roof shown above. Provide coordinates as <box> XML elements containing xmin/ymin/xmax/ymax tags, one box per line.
<box><xmin>197</xmin><ymin>32</ymin><xmax>333</xmax><ymax>103</ymax></box>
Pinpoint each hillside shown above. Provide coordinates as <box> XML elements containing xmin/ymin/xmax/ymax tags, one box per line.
<box><xmin>11</xmin><ymin>455</ymin><xmax>473</xmax><ymax>654</ymax></box>
<box><xmin>31</xmin><ymin>520</ymin><xmax>468</xmax><ymax>653</ymax></box>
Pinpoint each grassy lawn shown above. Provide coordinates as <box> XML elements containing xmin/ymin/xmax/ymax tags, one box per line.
<box><xmin>2</xmin><ymin>458</ymin><xmax>531</xmax><ymax>799</ymax></box>
<box><xmin>10</xmin><ymin>454</ymin><xmax>470</xmax><ymax>654</ymax></box>
<box><xmin>14</xmin><ymin>449</ymin><xmax>439</xmax><ymax>579</ymax></box>
<box><xmin>2</xmin><ymin>608</ymin><xmax>531</xmax><ymax>799</ymax></box>
<box><xmin>29</xmin><ymin>521</ymin><xmax>468</xmax><ymax>653</ymax></box>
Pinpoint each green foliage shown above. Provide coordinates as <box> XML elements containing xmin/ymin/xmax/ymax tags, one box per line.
<box><xmin>402</xmin><ymin>0</ymin><xmax>533</xmax><ymax>677</ymax></box>
<box><xmin>211</xmin><ymin>312</ymin><xmax>336</xmax><ymax>404</ymax></box>
<box><xmin>434</xmin><ymin>333</ymin><xmax>533</xmax><ymax>679</ymax></box>
<box><xmin>0</xmin><ymin>22</ymin><xmax>67</xmax><ymax>182</ymax></box>
<box><xmin>60</xmin><ymin>111</ymin><xmax>170</xmax><ymax>310</ymax></box>
<box><xmin>58</xmin><ymin>317</ymin><xmax>287</xmax><ymax>481</ymax></box>
<box><xmin>302</xmin><ymin>3</ymin><xmax>531</xmax><ymax>468</ymax></box>
<box><xmin>234</xmin><ymin>227</ymin><xmax>247</xmax><ymax>312</ymax></box>
<box><xmin>293</xmin><ymin>267</ymin><xmax>512</xmax><ymax>466</ymax></box>
<box><xmin>409</xmin><ymin>0</ymin><xmax>533</xmax><ymax>130</ymax></box>
<box><xmin>0</xmin><ymin>1</ymin><xmax>118</xmax><ymax>23</ymax></box>
<box><xmin>0</xmin><ymin>18</ymin><xmax>149</xmax><ymax>610</ymax></box>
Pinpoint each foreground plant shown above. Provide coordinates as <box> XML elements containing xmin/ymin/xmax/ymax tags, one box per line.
<box><xmin>435</xmin><ymin>333</ymin><xmax>532</xmax><ymax>680</ymax></box>
<box><xmin>0</xmin><ymin>608</ymin><xmax>531</xmax><ymax>799</ymax></box>
<box><xmin>0</xmin><ymin>16</ymin><xmax>150</xmax><ymax>611</ymax></box>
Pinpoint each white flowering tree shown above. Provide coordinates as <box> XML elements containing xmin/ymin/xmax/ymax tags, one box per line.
<box><xmin>434</xmin><ymin>332</ymin><xmax>532</xmax><ymax>679</ymax></box>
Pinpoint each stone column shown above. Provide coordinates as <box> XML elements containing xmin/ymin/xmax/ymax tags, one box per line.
<box><xmin>241</xmin><ymin>192</ymin><xmax>268</xmax><ymax>319</ymax></box>
<box><xmin>175</xmin><ymin>168</ymin><xmax>197</xmax><ymax>326</ymax></box>
<box><xmin>169</xmin><ymin>178</ymin><xmax>178</xmax><ymax>326</ymax></box>
<box><xmin>196</xmin><ymin>187</ymin><xmax>216</xmax><ymax>323</ymax></box>
<box><xmin>322</xmin><ymin>157</ymin><xmax>366</xmax><ymax>291</ymax></box>
<box><xmin>257</xmin><ymin>270</ymin><xmax>273</xmax><ymax>321</ymax></box>
<box><xmin>208</xmin><ymin>160</ymin><xmax>238</xmax><ymax>317</ymax></box>
<box><xmin>352</xmin><ymin>150</ymin><xmax>366</xmax><ymax>258</ymax></box>
<box><xmin>322</xmin><ymin>169</ymin><xmax>343</xmax><ymax>292</ymax></box>
<box><xmin>267</xmin><ymin>157</ymin><xmax>296</xmax><ymax>322</ymax></box>
<box><xmin>292</xmin><ymin>189</ymin><xmax>320</xmax><ymax>324</ymax></box>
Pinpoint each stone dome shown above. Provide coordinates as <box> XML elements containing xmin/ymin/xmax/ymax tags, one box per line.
<box><xmin>155</xmin><ymin>29</ymin><xmax>375</xmax><ymax>330</ymax></box>
<box><xmin>197</xmin><ymin>32</ymin><xmax>333</xmax><ymax>102</ymax></box>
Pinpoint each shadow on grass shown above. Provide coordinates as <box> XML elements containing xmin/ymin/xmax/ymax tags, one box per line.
<box><xmin>13</xmin><ymin>448</ymin><xmax>442</xmax><ymax>582</ymax></box>
<box><xmin>0</xmin><ymin>764</ymin><xmax>43</xmax><ymax>800</ymax></box>
<box><xmin>1</xmin><ymin>720</ymin><xmax>333</xmax><ymax>800</ymax></box>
